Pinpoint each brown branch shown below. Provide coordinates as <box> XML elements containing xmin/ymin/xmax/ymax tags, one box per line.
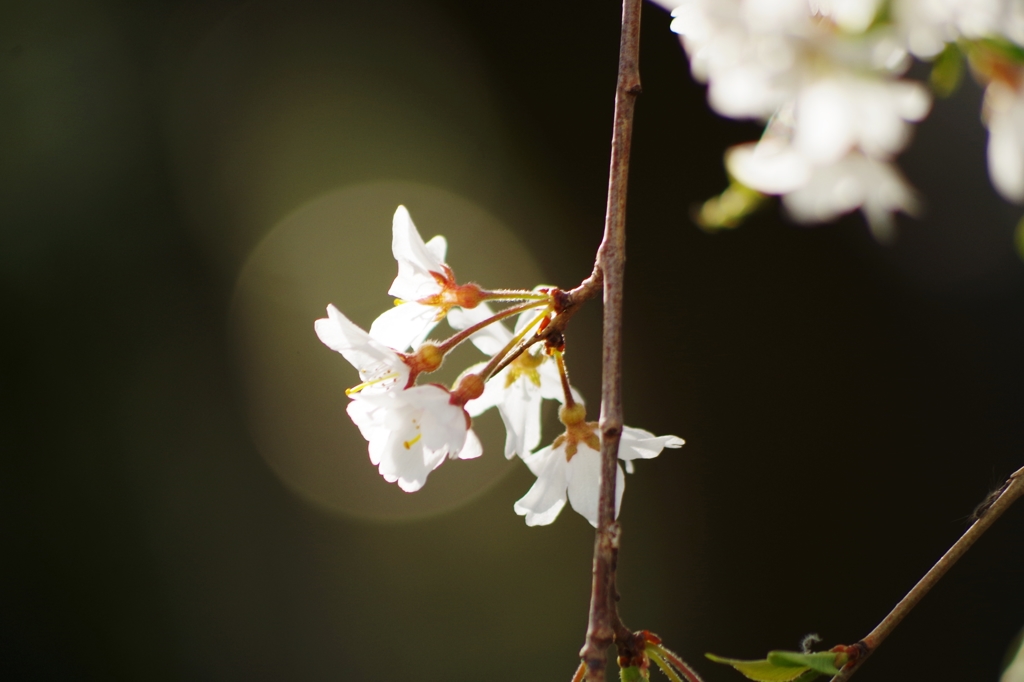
<box><xmin>578</xmin><ymin>1</ymin><xmax>643</xmax><ymax>681</ymax></box>
<box><xmin>829</xmin><ymin>464</ymin><xmax>1024</xmax><ymax>682</ymax></box>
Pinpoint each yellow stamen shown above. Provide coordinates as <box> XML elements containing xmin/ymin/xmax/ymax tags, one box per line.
<box><xmin>403</xmin><ymin>433</ymin><xmax>422</xmax><ymax>449</ymax></box>
<box><xmin>345</xmin><ymin>371</ymin><xmax>400</xmax><ymax>396</ymax></box>
<box><xmin>393</xmin><ymin>298</ymin><xmax>407</xmax><ymax>306</ymax></box>
<box><xmin>505</xmin><ymin>351</ymin><xmax>544</xmax><ymax>388</ymax></box>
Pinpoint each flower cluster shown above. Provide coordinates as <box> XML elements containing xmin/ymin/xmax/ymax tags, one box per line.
<box><xmin>315</xmin><ymin>207</ymin><xmax>683</xmax><ymax>525</ymax></box>
<box><xmin>653</xmin><ymin>0</ymin><xmax>1024</xmax><ymax>238</ymax></box>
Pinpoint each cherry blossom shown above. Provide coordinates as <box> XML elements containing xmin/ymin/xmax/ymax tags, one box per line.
<box><xmin>449</xmin><ymin>303</ymin><xmax>570</xmax><ymax>459</ymax></box>
<box><xmin>652</xmin><ymin>0</ymin><xmax>932</xmax><ymax>232</ymax></box>
<box><xmin>514</xmin><ymin>404</ymin><xmax>684</xmax><ymax>527</ymax></box>
<box><xmin>728</xmin><ymin>140</ymin><xmax>919</xmax><ymax>240</ymax></box>
<box><xmin>370</xmin><ymin>206</ymin><xmax>484</xmax><ymax>351</ymax></box>
<box><xmin>346</xmin><ymin>384</ymin><xmax>482</xmax><ymax>492</ymax></box>
<box><xmin>314</xmin><ymin>304</ymin><xmax>410</xmax><ymax>393</ymax></box>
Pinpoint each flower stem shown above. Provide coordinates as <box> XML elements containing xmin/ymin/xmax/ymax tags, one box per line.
<box><xmin>648</xmin><ymin>644</ymin><xmax>705</xmax><ymax>682</ymax></box>
<box><xmin>476</xmin><ymin>304</ymin><xmax>551</xmax><ymax>382</ymax></box>
<box><xmin>434</xmin><ymin>299</ymin><xmax>549</xmax><ymax>356</ymax></box>
<box><xmin>579</xmin><ymin>0</ymin><xmax>642</xmax><ymax>680</ymax></box>
<box><xmin>554</xmin><ymin>351</ymin><xmax>576</xmax><ymax>408</ymax></box>
<box><xmin>827</xmin><ymin>464</ymin><xmax>1024</xmax><ymax>682</ymax></box>
<box><xmin>480</xmin><ymin>289</ymin><xmax>551</xmax><ymax>302</ymax></box>
<box><xmin>648</xmin><ymin>650</ymin><xmax>686</xmax><ymax>682</ymax></box>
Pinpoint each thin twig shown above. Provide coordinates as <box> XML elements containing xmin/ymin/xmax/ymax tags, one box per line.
<box><xmin>578</xmin><ymin>1</ymin><xmax>643</xmax><ymax>680</ymax></box>
<box><xmin>829</xmin><ymin>464</ymin><xmax>1024</xmax><ymax>682</ymax></box>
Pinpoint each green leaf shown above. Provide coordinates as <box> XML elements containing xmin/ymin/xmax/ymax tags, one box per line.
<box><xmin>695</xmin><ymin>181</ymin><xmax>767</xmax><ymax>231</ymax></box>
<box><xmin>705</xmin><ymin>653</ymin><xmax>819</xmax><ymax>682</ymax></box>
<box><xmin>930</xmin><ymin>44</ymin><xmax>964</xmax><ymax>97</ymax></box>
<box><xmin>767</xmin><ymin>652</ymin><xmax>842</xmax><ymax>675</ymax></box>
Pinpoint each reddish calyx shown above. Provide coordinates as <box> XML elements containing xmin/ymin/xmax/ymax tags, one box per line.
<box><xmin>449</xmin><ymin>373</ymin><xmax>485</xmax><ymax>406</ymax></box>
<box><xmin>418</xmin><ymin>266</ymin><xmax>485</xmax><ymax>316</ymax></box>
<box><xmin>400</xmin><ymin>342</ymin><xmax>444</xmax><ymax>386</ymax></box>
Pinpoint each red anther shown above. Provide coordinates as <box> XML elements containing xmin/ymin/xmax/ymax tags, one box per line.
<box><xmin>537</xmin><ymin>314</ymin><xmax>551</xmax><ymax>333</ymax></box>
<box><xmin>641</xmin><ymin>631</ymin><xmax>662</xmax><ymax>645</ymax></box>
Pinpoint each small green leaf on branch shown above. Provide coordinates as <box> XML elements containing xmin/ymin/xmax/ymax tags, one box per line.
<box><xmin>705</xmin><ymin>654</ymin><xmax>816</xmax><ymax>682</ymax></box>
<box><xmin>706</xmin><ymin>648</ymin><xmax>848</xmax><ymax>682</ymax></box>
<box><xmin>694</xmin><ymin>181</ymin><xmax>767</xmax><ymax>231</ymax></box>
<box><xmin>766</xmin><ymin>651</ymin><xmax>843</xmax><ymax>675</ymax></box>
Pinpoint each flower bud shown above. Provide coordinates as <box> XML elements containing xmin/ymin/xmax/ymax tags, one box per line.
<box><xmin>453</xmin><ymin>282</ymin><xmax>485</xmax><ymax>309</ymax></box>
<box><xmin>409</xmin><ymin>342</ymin><xmax>443</xmax><ymax>374</ymax></box>
<box><xmin>450</xmin><ymin>372</ymin><xmax>485</xmax><ymax>405</ymax></box>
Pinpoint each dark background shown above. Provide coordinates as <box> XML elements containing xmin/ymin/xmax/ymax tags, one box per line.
<box><xmin>2</xmin><ymin>1</ymin><xmax>1023</xmax><ymax>680</ymax></box>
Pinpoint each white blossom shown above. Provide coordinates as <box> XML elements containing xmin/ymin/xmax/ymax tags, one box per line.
<box><xmin>652</xmin><ymin>0</ymin><xmax>932</xmax><ymax>232</ymax></box>
<box><xmin>729</xmin><ymin>141</ymin><xmax>920</xmax><ymax>240</ymax></box>
<box><xmin>369</xmin><ymin>205</ymin><xmax>451</xmax><ymax>351</ymax></box>
<box><xmin>984</xmin><ymin>78</ymin><xmax>1024</xmax><ymax>202</ymax></box>
<box><xmin>892</xmin><ymin>0</ymin><xmax>1006</xmax><ymax>58</ymax></box>
<box><xmin>515</xmin><ymin>424</ymin><xmax>684</xmax><ymax>527</ymax></box>
<box><xmin>346</xmin><ymin>384</ymin><xmax>482</xmax><ymax>492</ymax></box>
<box><xmin>448</xmin><ymin>304</ymin><xmax>571</xmax><ymax>459</ymax></box>
<box><xmin>314</xmin><ymin>304</ymin><xmax>410</xmax><ymax>393</ymax></box>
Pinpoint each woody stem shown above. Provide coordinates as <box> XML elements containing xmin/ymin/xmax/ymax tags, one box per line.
<box><xmin>828</xmin><ymin>464</ymin><xmax>1024</xmax><ymax>682</ymax></box>
<box><xmin>579</xmin><ymin>0</ymin><xmax>642</xmax><ymax>680</ymax></box>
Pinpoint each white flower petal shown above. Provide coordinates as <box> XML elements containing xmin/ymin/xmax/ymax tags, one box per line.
<box><xmin>618</xmin><ymin>426</ymin><xmax>685</xmax><ymax>461</ymax></box>
<box><xmin>727</xmin><ymin>140</ymin><xmax>812</xmax><ymax>195</ymax></box>
<box><xmin>315</xmin><ymin>305</ymin><xmax>409</xmax><ymax>391</ymax></box>
<box><xmin>514</xmin><ymin>445</ymin><xmax>569</xmax><ymax>526</ymax></box>
<box><xmin>497</xmin><ymin>380</ymin><xmax>544</xmax><ymax>459</ymax></box>
<box><xmin>369</xmin><ymin>302</ymin><xmax>439</xmax><ymax>352</ymax></box>
<box><xmin>347</xmin><ymin>385</ymin><xmax>469</xmax><ymax>492</ymax></box>
<box><xmin>457</xmin><ymin>429</ymin><xmax>483</xmax><ymax>460</ymax></box>
<box><xmin>388</xmin><ymin>205</ymin><xmax>447</xmax><ymax>301</ymax></box>
<box><xmin>424</xmin><ymin>234</ymin><xmax>447</xmax><ymax>265</ymax></box>
<box><xmin>565</xmin><ymin>446</ymin><xmax>625</xmax><ymax>528</ymax></box>
<box><xmin>447</xmin><ymin>302</ymin><xmax>510</xmax><ymax>356</ymax></box>
<box><xmin>986</xmin><ymin>82</ymin><xmax>1024</xmax><ymax>203</ymax></box>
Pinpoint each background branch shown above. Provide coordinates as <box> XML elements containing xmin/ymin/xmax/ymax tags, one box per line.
<box><xmin>829</xmin><ymin>464</ymin><xmax>1024</xmax><ymax>682</ymax></box>
<box><xmin>578</xmin><ymin>0</ymin><xmax>643</xmax><ymax>680</ymax></box>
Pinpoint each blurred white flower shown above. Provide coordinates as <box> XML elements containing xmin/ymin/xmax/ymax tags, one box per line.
<box><xmin>892</xmin><ymin>0</ymin><xmax>1005</xmax><ymax>58</ymax></box>
<box><xmin>984</xmin><ymin>78</ymin><xmax>1024</xmax><ymax>202</ymax></box>
<box><xmin>346</xmin><ymin>384</ymin><xmax>482</xmax><ymax>492</ymax></box>
<box><xmin>314</xmin><ymin>304</ymin><xmax>410</xmax><ymax>393</ymax></box>
<box><xmin>810</xmin><ymin>0</ymin><xmax>886</xmax><ymax>33</ymax></box>
<box><xmin>792</xmin><ymin>75</ymin><xmax>930</xmax><ymax>164</ymax></box>
<box><xmin>727</xmin><ymin>128</ymin><xmax>921</xmax><ymax>239</ymax></box>
<box><xmin>652</xmin><ymin>0</ymin><xmax>934</xmax><ymax>233</ymax></box>
<box><xmin>515</xmin><ymin>419</ymin><xmax>684</xmax><ymax>528</ymax></box>
<box><xmin>781</xmin><ymin>152</ymin><xmax>920</xmax><ymax>241</ymax></box>
<box><xmin>449</xmin><ymin>304</ymin><xmax>571</xmax><ymax>459</ymax></box>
